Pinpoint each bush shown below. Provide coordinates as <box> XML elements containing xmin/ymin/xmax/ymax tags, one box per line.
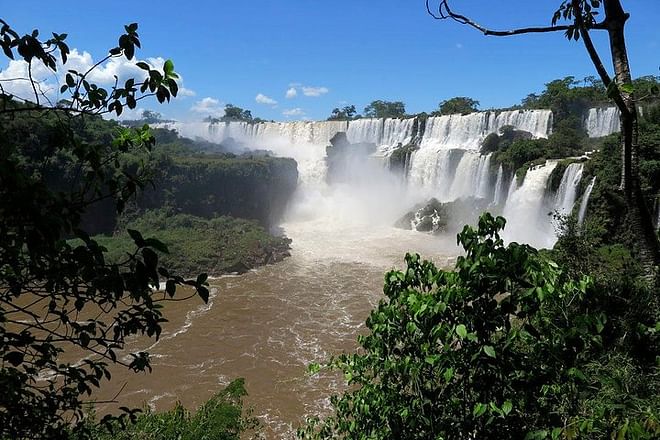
<box><xmin>300</xmin><ymin>213</ymin><xmax>660</xmax><ymax>440</ymax></box>
<box><xmin>78</xmin><ymin>379</ymin><xmax>258</xmax><ymax>440</ymax></box>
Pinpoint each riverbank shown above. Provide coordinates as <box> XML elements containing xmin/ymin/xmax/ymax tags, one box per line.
<box><xmin>92</xmin><ymin>208</ymin><xmax>292</xmax><ymax>276</ymax></box>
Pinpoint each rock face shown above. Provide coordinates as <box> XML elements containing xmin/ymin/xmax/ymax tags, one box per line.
<box><xmin>139</xmin><ymin>154</ymin><xmax>299</xmax><ymax>229</ymax></box>
<box><xmin>395</xmin><ymin>198</ymin><xmax>448</xmax><ymax>234</ymax></box>
<box><xmin>325</xmin><ymin>132</ymin><xmax>376</xmax><ymax>184</ymax></box>
<box><xmin>396</xmin><ymin>197</ymin><xmax>491</xmax><ymax>234</ymax></box>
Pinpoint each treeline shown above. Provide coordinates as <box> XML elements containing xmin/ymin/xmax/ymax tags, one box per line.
<box><xmin>326</xmin><ymin>75</ymin><xmax>660</xmax><ymax>121</ymax></box>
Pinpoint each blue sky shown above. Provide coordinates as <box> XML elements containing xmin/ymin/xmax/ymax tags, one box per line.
<box><xmin>2</xmin><ymin>1</ymin><xmax>659</xmax><ymax>121</ymax></box>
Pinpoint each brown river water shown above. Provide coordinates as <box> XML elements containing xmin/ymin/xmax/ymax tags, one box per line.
<box><xmin>90</xmin><ymin>218</ymin><xmax>459</xmax><ymax>438</ymax></box>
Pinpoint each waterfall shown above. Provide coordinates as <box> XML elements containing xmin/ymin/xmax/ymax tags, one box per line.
<box><xmin>419</xmin><ymin>109</ymin><xmax>552</xmax><ymax>152</ymax></box>
<box><xmin>153</xmin><ymin>109</ymin><xmax>585</xmax><ymax>247</ymax></box>
<box><xmin>577</xmin><ymin>177</ymin><xmax>596</xmax><ymax>226</ymax></box>
<box><xmin>554</xmin><ymin>163</ymin><xmax>584</xmax><ymax>216</ymax></box>
<box><xmin>346</xmin><ymin>118</ymin><xmax>383</xmax><ymax>145</ymax></box>
<box><xmin>586</xmin><ymin>107</ymin><xmax>620</xmax><ymax>138</ymax></box>
<box><xmin>502</xmin><ymin>161</ymin><xmax>559</xmax><ymax>248</ymax></box>
<box><xmin>492</xmin><ymin>165</ymin><xmax>504</xmax><ymax>206</ymax></box>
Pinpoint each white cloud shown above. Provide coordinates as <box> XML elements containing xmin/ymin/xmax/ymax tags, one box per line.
<box><xmin>255</xmin><ymin>93</ymin><xmax>277</xmax><ymax>105</ymax></box>
<box><xmin>302</xmin><ymin>86</ymin><xmax>329</xmax><ymax>97</ymax></box>
<box><xmin>191</xmin><ymin>97</ymin><xmax>224</xmax><ymax>116</ymax></box>
<box><xmin>0</xmin><ymin>49</ymin><xmax>194</xmax><ymax>104</ymax></box>
<box><xmin>178</xmin><ymin>87</ymin><xmax>196</xmax><ymax>97</ymax></box>
<box><xmin>283</xmin><ymin>107</ymin><xmax>305</xmax><ymax>117</ymax></box>
<box><xmin>285</xmin><ymin>87</ymin><xmax>297</xmax><ymax>99</ymax></box>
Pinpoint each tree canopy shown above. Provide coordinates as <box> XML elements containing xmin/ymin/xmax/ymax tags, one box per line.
<box><xmin>363</xmin><ymin>100</ymin><xmax>406</xmax><ymax>119</ymax></box>
<box><xmin>434</xmin><ymin>96</ymin><xmax>480</xmax><ymax>115</ymax></box>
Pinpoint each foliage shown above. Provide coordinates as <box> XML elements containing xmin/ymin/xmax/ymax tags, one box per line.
<box><xmin>78</xmin><ymin>379</ymin><xmax>259</xmax><ymax>440</ymax></box>
<box><xmin>434</xmin><ymin>96</ymin><xmax>479</xmax><ymax>115</ymax></box>
<box><xmin>363</xmin><ymin>100</ymin><xmax>406</xmax><ymax>119</ymax></box>
<box><xmin>88</xmin><ymin>208</ymin><xmax>291</xmax><ymax>276</ymax></box>
<box><xmin>300</xmin><ymin>213</ymin><xmax>660</xmax><ymax>439</ymax></box>
<box><xmin>139</xmin><ymin>153</ymin><xmax>299</xmax><ymax>228</ymax></box>
<box><xmin>521</xmin><ymin>76</ymin><xmax>607</xmax><ymax>126</ymax></box>
<box><xmin>205</xmin><ymin>104</ymin><xmax>255</xmax><ymax>123</ymax></box>
<box><xmin>0</xmin><ymin>21</ymin><xmax>209</xmax><ymax>439</ymax></box>
<box><xmin>328</xmin><ymin>105</ymin><xmax>358</xmax><ymax>121</ymax></box>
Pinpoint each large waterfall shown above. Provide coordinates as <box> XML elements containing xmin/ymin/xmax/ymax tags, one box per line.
<box><xmin>586</xmin><ymin>107</ymin><xmax>620</xmax><ymax>138</ymax></box>
<box><xmin>156</xmin><ymin>107</ymin><xmax>592</xmax><ymax>248</ymax></box>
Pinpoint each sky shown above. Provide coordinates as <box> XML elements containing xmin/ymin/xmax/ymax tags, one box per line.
<box><xmin>2</xmin><ymin>1</ymin><xmax>659</xmax><ymax>122</ymax></box>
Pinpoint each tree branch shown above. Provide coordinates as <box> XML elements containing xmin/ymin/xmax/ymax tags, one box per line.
<box><xmin>426</xmin><ymin>0</ymin><xmax>606</xmax><ymax>36</ymax></box>
<box><xmin>571</xmin><ymin>0</ymin><xmax>630</xmax><ymax>117</ymax></box>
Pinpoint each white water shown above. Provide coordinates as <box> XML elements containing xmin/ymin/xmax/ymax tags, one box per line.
<box><xmin>554</xmin><ymin>162</ymin><xmax>584</xmax><ymax>216</ymax></box>
<box><xmin>418</xmin><ymin>109</ymin><xmax>552</xmax><ymax>152</ymax></box>
<box><xmin>156</xmin><ymin>108</ymin><xmax>579</xmax><ymax>249</ymax></box>
<box><xmin>578</xmin><ymin>177</ymin><xmax>597</xmax><ymax>226</ymax></box>
<box><xmin>502</xmin><ymin>161</ymin><xmax>559</xmax><ymax>248</ymax></box>
<box><xmin>492</xmin><ymin>165</ymin><xmax>505</xmax><ymax>206</ymax></box>
<box><xmin>586</xmin><ymin>107</ymin><xmax>620</xmax><ymax>138</ymax></box>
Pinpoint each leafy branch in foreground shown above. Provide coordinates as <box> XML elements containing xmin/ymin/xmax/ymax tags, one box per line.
<box><xmin>0</xmin><ymin>19</ymin><xmax>209</xmax><ymax>439</ymax></box>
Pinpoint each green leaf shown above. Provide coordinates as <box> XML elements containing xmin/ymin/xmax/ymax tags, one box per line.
<box><xmin>443</xmin><ymin>367</ymin><xmax>454</xmax><ymax>382</ymax></box>
<box><xmin>163</xmin><ymin>59</ymin><xmax>174</xmax><ymax>76</ymax></box>
<box><xmin>473</xmin><ymin>403</ymin><xmax>487</xmax><ymax>417</ymax></box>
<box><xmin>620</xmin><ymin>83</ymin><xmax>634</xmax><ymax>94</ymax></box>
<box><xmin>456</xmin><ymin>324</ymin><xmax>467</xmax><ymax>339</ymax></box>
<box><xmin>502</xmin><ymin>400</ymin><xmax>512</xmax><ymax>415</ymax></box>
<box><xmin>483</xmin><ymin>345</ymin><xmax>496</xmax><ymax>358</ymax></box>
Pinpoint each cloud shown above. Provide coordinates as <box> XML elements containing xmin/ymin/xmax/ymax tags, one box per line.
<box><xmin>255</xmin><ymin>93</ymin><xmax>277</xmax><ymax>105</ymax></box>
<box><xmin>456</xmin><ymin>43</ymin><xmax>464</xmax><ymax>49</ymax></box>
<box><xmin>178</xmin><ymin>87</ymin><xmax>196</xmax><ymax>97</ymax></box>
<box><xmin>0</xmin><ymin>49</ymin><xmax>194</xmax><ymax>104</ymax></box>
<box><xmin>285</xmin><ymin>87</ymin><xmax>297</xmax><ymax>99</ymax></box>
<box><xmin>302</xmin><ymin>86</ymin><xmax>329</xmax><ymax>97</ymax></box>
<box><xmin>191</xmin><ymin>97</ymin><xmax>224</xmax><ymax>116</ymax></box>
<box><xmin>283</xmin><ymin>107</ymin><xmax>305</xmax><ymax>117</ymax></box>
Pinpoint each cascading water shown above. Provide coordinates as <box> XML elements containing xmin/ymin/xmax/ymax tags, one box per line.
<box><xmin>578</xmin><ymin>177</ymin><xmax>597</xmax><ymax>226</ymax></box>
<box><xmin>554</xmin><ymin>162</ymin><xmax>584</xmax><ymax>216</ymax></box>
<box><xmin>502</xmin><ymin>161</ymin><xmax>559</xmax><ymax>249</ymax></box>
<box><xmin>586</xmin><ymin>107</ymin><xmax>620</xmax><ymax>138</ymax></box>
<box><xmin>492</xmin><ymin>165</ymin><xmax>505</xmax><ymax>206</ymax></box>
<box><xmin>418</xmin><ymin>109</ymin><xmax>552</xmax><ymax>151</ymax></box>
<box><xmin>155</xmin><ymin>108</ymin><xmax>577</xmax><ymax>248</ymax></box>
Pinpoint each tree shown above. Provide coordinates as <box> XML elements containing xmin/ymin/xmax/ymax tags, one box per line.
<box><xmin>363</xmin><ymin>100</ymin><xmax>406</xmax><ymax>119</ymax></box>
<box><xmin>221</xmin><ymin>104</ymin><xmax>253</xmax><ymax>122</ymax></box>
<box><xmin>0</xmin><ymin>20</ymin><xmax>209</xmax><ymax>439</ymax></box>
<box><xmin>426</xmin><ymin>0</ymin><xmax>659</xmax><ymax>281</ymax></box>
<box><xmin>435</xmin><ymin>96</ymin><xmax>480</xmax><ymax>115</ymax></box>
<box><xmin>328</xmin><ymin>105</ymin><xmax>357</xmax><ymax>121</ymax></box>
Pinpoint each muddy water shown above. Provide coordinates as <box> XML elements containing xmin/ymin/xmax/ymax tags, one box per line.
<box><xmin>92</xmin><ymin>220</ymin><xmax>459</xmax><ymax>438</ymax></box>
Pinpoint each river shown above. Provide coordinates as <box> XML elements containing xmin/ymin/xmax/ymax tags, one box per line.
<box><xmin>92</xmin><ymin>210</ymin><xmax>459</xmax><ymax>438</ymax></box>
